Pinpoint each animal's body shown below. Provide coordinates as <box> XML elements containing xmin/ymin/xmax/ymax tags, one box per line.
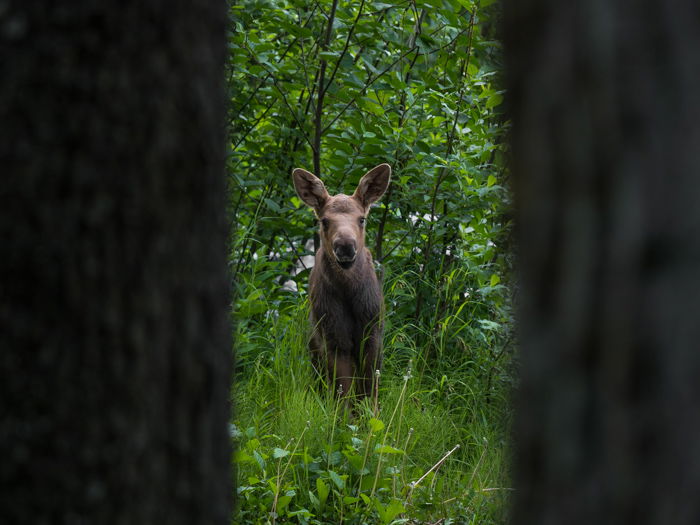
<box><xmin>292</xmin><ymin>164</ymin><xmax>391</xmax><ymax>400</ymax></box>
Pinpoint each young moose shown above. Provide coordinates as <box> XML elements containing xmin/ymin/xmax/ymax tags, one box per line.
<box><xmin>293</xmin><ymin>164</ymin><xmax>391</xmax><ymax>401</ymax></box>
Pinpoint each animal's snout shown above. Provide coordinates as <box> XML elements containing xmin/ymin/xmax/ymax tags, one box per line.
<box><xmin>333</xmin><ymin>238</ymin><xmax>357</xmax><ymax>263</ymax></box>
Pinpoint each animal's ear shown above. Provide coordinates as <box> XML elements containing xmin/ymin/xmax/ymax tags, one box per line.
<box><xmin>353</xmin><ymin>163</ymin><xmax>391</xmax><ymax>209</ymax></box>
<box><xmin>292</xmin><ymin>168</ymin><xmax>330</xmax><ymax>212</ymax></box>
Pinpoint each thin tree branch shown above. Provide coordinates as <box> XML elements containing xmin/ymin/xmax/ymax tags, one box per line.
<box><xmin>233</xmin><ymin>5</ymin><xmax>318</xmax><ymax>116</ymax></box>
<box><xmin>398</xmin><ymin>8</ymin><xmax>426</xmax><ymax>126</ymax></box>
<box><xmin>322</xmin><ymin>45</ymin><xmax>417</xmax><ymax>134</ymax></box>
<box><xmin>323</xmin><ymin>0</ymin><xmax>366</xmax><ymax>95</ymax></box>
<box><xmin>271</xmin><ymin>77</ymin><xmax>315</xmax><ymax>151</ymax></box>
<box><xmin>231</xmin><ymin>98</ymin><xmax>276</xmax><ymax>151</ymax></box>
<box><xmin>414</xmin><ymin>8</ymin><xmax>476</xmax><ymax>323</ymax></box>
<box><xmin>313</xmin><ymin>0</ymin><xmax>339</xmax><ymax>176</ymax></box>
<box><xmin>378</xmin><ymin>217</ymin><xmax>421</xmax><ymax>263</ymax></box>
<box><xmin>322</xmin><ymin>26</ymin><xmax>470</xmax><ymax>135</ymax></box>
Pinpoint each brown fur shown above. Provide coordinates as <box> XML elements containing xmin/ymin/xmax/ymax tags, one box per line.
<box><xmin>292</xmin><ymin>164</ymin><xmax>391</xmax><ymax>401</ymax></box>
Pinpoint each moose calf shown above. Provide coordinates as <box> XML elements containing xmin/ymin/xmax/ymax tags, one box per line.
<box><xmin>293</xmin><ymin>164</ymin><xmax>391</xmax><ymax>401</ymax></box>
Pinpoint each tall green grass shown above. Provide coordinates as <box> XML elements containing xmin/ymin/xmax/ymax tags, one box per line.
<box><xmin>233</xmin><ymin>268</ymin><xmax>513</xmax><ymax>524</ymax></box>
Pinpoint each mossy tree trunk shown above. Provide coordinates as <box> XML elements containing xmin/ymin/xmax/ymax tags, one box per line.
<box><xmin>505</xmin><ymin>1</ymin><xmax>700</xmax><ymax>523</ymax></box>
<box><xmin>0</xmin><ymin>2</ymin><xmax>231</xmax><ymax>523</ymax></box>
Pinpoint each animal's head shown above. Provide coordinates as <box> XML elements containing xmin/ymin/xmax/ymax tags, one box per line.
<box><xmin>293</xmin><ymin>164</ymin><xmax>391</xmax><ymax>270</ymax></box>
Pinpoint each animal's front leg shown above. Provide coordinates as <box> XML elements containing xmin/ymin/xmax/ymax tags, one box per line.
<box><xmin>308</xmin><ymin>328</ymin><xmax>326</xmax><ymax>385</ymax></box>
<box><xmin>358</xmin><ymin>325</ymin><xmax>382</xmax><ymax>399</ymax></box>
<box><xmin>329</xmin><ymin>350</ymin><xmax>355</xmax><ymax>399</ymax></box>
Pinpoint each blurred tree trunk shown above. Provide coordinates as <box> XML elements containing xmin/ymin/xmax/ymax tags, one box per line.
<box><xmin>0</xmin><ymin>2</ymin><xmax>231</xmax><ymax>524</ymax></box>
<box><xmin>505</xmin><ymin>1</ymin><xmax>700</xmax><ymax>523</ymax></box>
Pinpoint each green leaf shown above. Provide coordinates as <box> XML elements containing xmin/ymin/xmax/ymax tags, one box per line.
<box><xmin>360</xmin><ymin>475</ymin><xmax>374</xmax><ymax>492</ymax></box>
<box><xmin>456</xmin><ymin>0</ymin><xmax>475</xmax><ymax>9</ymax></box>
<box><xmin>374</xmin><ymin>444</ymin><xmax>405</xmax><ymax>454</ymax></box>
<box><xmin>385</xmin><ymin>499</ymin><xmax>406</xmax><ymax>522</ymax></box>
<box><xmin>486</xmin><ymin>92</ymin><xmax>504</xmax><ymax>109</ymax></box>
<box><xmin>277</xmin><ymin>494</ymin><xmax>292</xmax><ymax>512</ymax></box>
<box><xmin>265</xmin><ymin>198</ymin><xmax>281</xmax><ymax>213</ymax></box>
<box><xmin>234</xmin><ymin>289</ymin><xmax>266</xmax><ymax>318</ymax></box>
<box><xmin>490</xmin><ymin>273</ymin><xmax>501</xmax><ymax>286</ymax></box>
<box><xmin>288</xmin><ymin>508</ymin><xmax>312</xmax><ymax>519</ymax></box>
<box><xmin>308</xmin><ymin>490</ymin><xmax>320</xmax><ymax>511</ymax></box>
<box><xmin>273</xmin><ymin>447</ymin><xmax>290</xmax><ymax>459</ymax></box>
<box><xmin>487</xmin><ymin>174</ymin><xmax>497</xmax><ymax>187</ymax></box>
<box><xmin>374</xmin><ymin>499</ymin><xmax>387</xmax><ymax>522</ymax></box>
<box><xmin>253</xmin><ymin>450</ymin><xmax>266</xmax><ymax>473</ymax></box>
<box><xmin>233</xmin><ymin>449</ymin><xmax>253</xmax><ymax>464</ymax></box>
<box><xmin>359</xmin><ymin>96</ymin><xmax>385</xmax><ymax>117</ymax></box>
<box><xmin>345</xmin><ymin>451</ymin><xmax>367</xmax><ymax>473</ymax></box>
<box><xmin>319</xmin><ymin>51</ymin><xmax>338</xmax><ymax>61</ymax></box>
<box><xmin>414</xmin><ymin>140</ymin><xmax>432</xmax><ymax>154</ymax></box>
<box><xmin>374</xmin><ymin>497</ymin><xmax>405</xmax><ymax>524</ymax></box>
<box><xmin>369</xmin><ymin>418</ymin><xmax>385</xmax><ymax>432</ymax></box>
<box><xmin>328</xmin><ymin>469</ymin><xmax>345</xmax><ymax>490</ymax></box>
<box><xmin>478</xmin><ymin>319</ymin><xmax>501</xmax><ymax>331</ymax></box>
<box><xmin>323</xmin><ymin>450</ymin><xmax>343</xmax><ymax>465</ymax></box>
<box><xmin>316</xmin><ymin>478</ymin><xmax>329</xmax><ymax>508</ymax></box>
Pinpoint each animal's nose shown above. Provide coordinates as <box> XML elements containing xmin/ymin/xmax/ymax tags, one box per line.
<box><xmin>333</xmin><ymin>239</ymin><xmax>356</xmax><ymax>261</ymax></box>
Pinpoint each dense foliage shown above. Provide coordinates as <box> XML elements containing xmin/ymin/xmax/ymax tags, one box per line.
<box><xmin>229</xmin><ymin>0</ymin><xmax>513</xmax><ymax>522</ymax></box>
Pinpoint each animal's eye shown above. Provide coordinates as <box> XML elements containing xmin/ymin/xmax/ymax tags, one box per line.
<box><xmin>359</xmin><ymin>217</ymin><xmax>366</xmax><ymax>226</ymax></box>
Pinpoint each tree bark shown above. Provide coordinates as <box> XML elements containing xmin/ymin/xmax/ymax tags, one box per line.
<box><xmin>0</xmin><ymin>2</ymin><xmax>231</xmax><ymax>524</ymax></box>
<box><xmin>505</xmin><ymin>1</ymin><xmax>700</xmax><ymax>523</ymax></box>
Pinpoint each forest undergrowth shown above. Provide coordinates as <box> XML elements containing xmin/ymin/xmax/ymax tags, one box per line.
<box><xmin>230</xmin><ymin>1</ymin><xmax>514</xmax><ymax>522</ymax></box>
<box><xmin>232</xmin><ymin>267</ymin><xmax>513</xmax><ymax>525</ymax></box>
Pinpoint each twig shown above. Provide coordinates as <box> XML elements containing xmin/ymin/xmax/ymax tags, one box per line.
<box><xmin>313</xmin><ymin>0</ymin><xmax>339</xmax><ymax>176</ymax></box>
<box><xmin>378</xmin><ymin>216</ymin><xmax>422</xmax><ymax>263</ymax></box>
<box><xmin>231</xmin><ymin>99</ymin><xmax>275</xmax><ymax>151</ymax></box>
<box><xmin>407</xmin><ymin>444</ymin><xmax>460</xmax><ymax>501</ymax></box>
<box><xmin>323</xmin><ymin>0</ymin><xmax>366</xmax><ymax>94</ymax></box>
<box><xmin>441</xmin><ymin>438</ymin><xmax>492</xmax><ymax>505</ymax></box>
<box><xmin>415</xmin><ymin>8</ymin><xmax>476</xmax><ymax>322</ymax></box>
<box><xmin>322</xmin><ymin>22</ymin><xmax>470</xmax><ymax>135</ymax></box>
<box><xmin>233</xmin><ymin>5</ymin><xmax>318</xmax><ymax>116</ymax></box>
<box><xmin>238</xmin><ymin>43</ymin><xmax>316</xmax><ymax>151</ymax></box>
<box><xmin>270</xmin><ymin>76</ymin><xmax>315</xmax><ymax>150</ymax></box>
<box><xmin>466</xmin><ymin>437</ymin><xmax>488</xmax><ymax>490</ymax></box>
<box><xmin>321</xmin><ymin>45</ymin><xmax>417</xmax><ymax>134</ymax></box>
